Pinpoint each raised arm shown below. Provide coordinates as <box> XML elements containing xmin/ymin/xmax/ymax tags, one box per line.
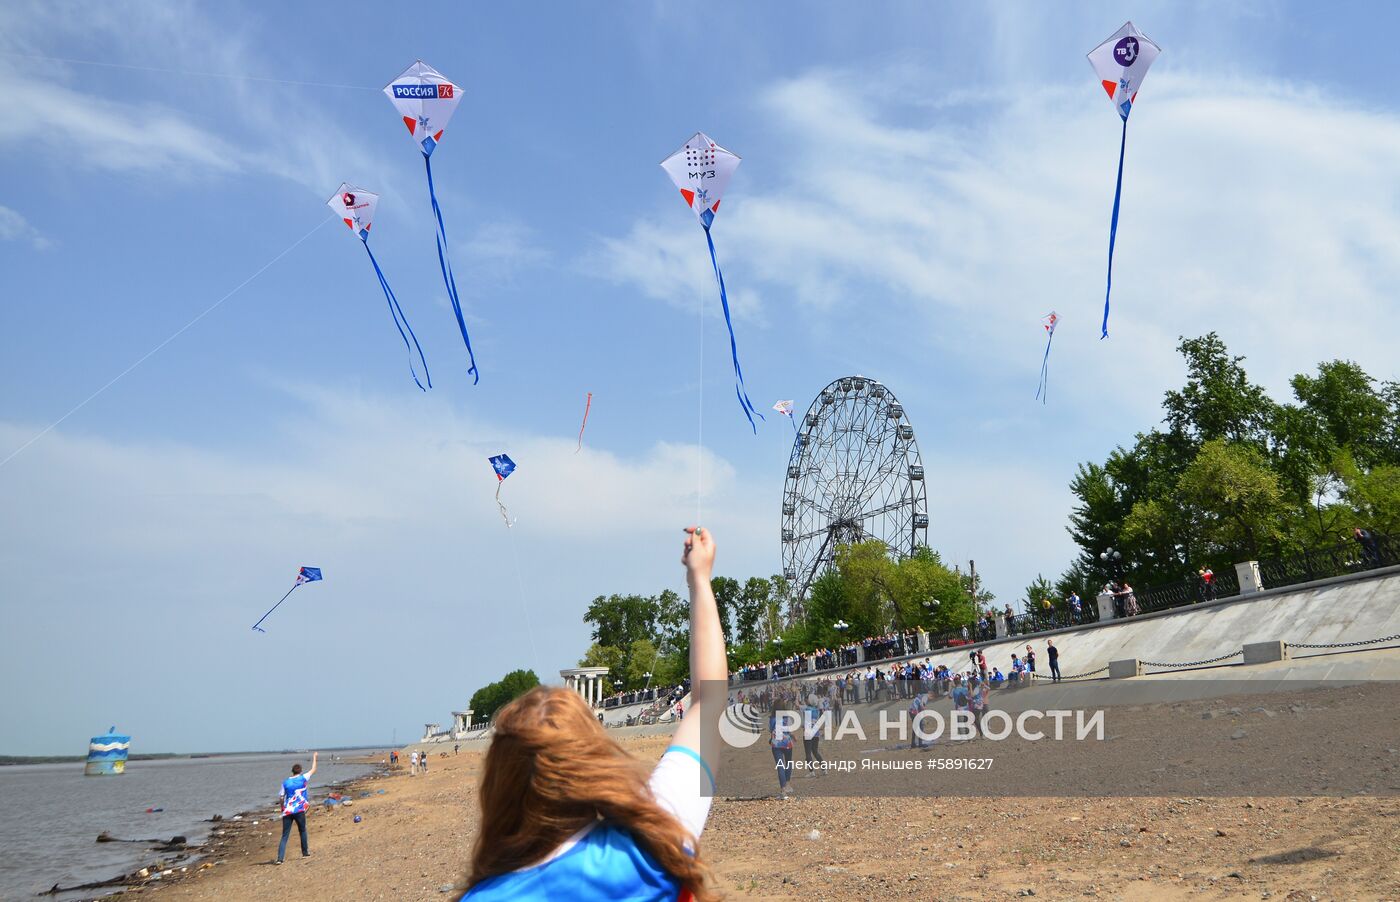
<box><xmin>306</xmin><ymin>751</ymin><xmax>318</xmax><ymax>779</ymax></box>
<box><xmin>669</xmin><ymin>527</ymin><xmax>727</xmax><ymax>783</ymax></box>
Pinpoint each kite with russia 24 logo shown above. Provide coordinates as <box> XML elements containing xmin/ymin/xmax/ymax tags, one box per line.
<box><xmin>325</xmin><ymin>184</ymin><xmax>431</xmax><ymax>391</ymax></box>
<box><xmin>661</xmin><ymin>133</ymin><xmax>763</xmax><ymax>433</ymax></box>
<box><xmin>489</xmin><ymin>453</ymin><xmax>517</xmax><ymax>527</ymax></box>
<box><xmin>383</xmin><ymin>60</ymin><xmax>480</xmax><ymax>384</ymax></box>
<box><xmin>1087</xmin><ymin>21</ymin><xmax>1161</xmax><ymax>339</ymax></box>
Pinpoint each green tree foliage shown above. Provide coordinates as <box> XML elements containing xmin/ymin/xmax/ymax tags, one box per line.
<box><xmin>1061</xmin><ymin>333</ymin><xmax>1400</xmax><ymax>589</ymax></box>
<box><xmin>468</xmin><ymin>669</ymin><xmax>540</xmax><ymax>722</ymax></box>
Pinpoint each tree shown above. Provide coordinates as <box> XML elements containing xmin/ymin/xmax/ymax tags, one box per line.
<box><xmin>1177</xmin><ymin>439</ymin><xmax>1288</xmax><ymax>560</ymax></box>
<box><xmin>1162</xmin><ymin>333</ymin><xmax>1277</xmax><ymax>448</ymax></box>
<box><xmin>624</xmin><ymin>638</ymin><xmax>660</xmax><ymax>690</ymax></box>
<box><xmin>469</xmin><ymin>669</ymin><xmax>540</xmax><ymax>722</ymax></box>
<box><xmin>709</xmin><ymin>576</ymin><xmax>741</xmax><ymax>645</ymax></box>
<box><xmin>734</xmin><ymin>576</ymin><xmax>772</xmax><ymax>646</ymax></box>
<box><xmin>583</xmin><ymin>593</ymin><xmax>660</xmax><ymax>651</ymax></box>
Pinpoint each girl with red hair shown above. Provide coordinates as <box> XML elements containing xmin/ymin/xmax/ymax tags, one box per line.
<box><xmin>461</xmin><ymin>526</ymin><xmax>726</xmax><ymax>901</ymax></box>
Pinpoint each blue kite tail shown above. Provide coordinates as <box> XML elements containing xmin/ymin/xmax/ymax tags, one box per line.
<box><xmin>250</xmin><ymin>582</ymin><xmax>300</xmax><ymax>633</ymax></box>
<box><xmin>363</xmin><ymin>241</ymin><xmax>431</xmax><ymax>391</ymax></box>
<box><xmin>423</xmin><ymin>153</ymin><xmax>480</xmax><ymax>384</ymax></box>
<box><xmin>703</xmin><ymin>226</ymin><xmax>763</xmax><ymax>433</ymax></box>
<box><xmin>1035</xmin><ymin>329</ymin><xmax>1055</xmax><ymax>404</ymax></box>
<box><xmin>1102</xmin><ymin>116</ymin><xmax>1129</xmax><ymax>339</ymax></box>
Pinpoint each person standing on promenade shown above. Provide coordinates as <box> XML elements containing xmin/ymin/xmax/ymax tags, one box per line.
<box><xmin>460</xmin><ymin>526</ymin><xmax>727</xmax><ymax>900</ymax></box>
<box><xmin>1025</xmin><ymin>645</ymin><xmax>1036</xmax><ymax>677</ymax></box>
<box><xmin>1047</xmin><ymin>639</ymin><xmax>1061</xmax><ymax>682</ymax></box>
<box><xmin>275</xmin><ymin>751</ymin><xmax>316</xmax><ymax>864</ymax></box>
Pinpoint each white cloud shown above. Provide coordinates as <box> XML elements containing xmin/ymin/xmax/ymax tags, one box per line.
<box><xmin>595</xmin><ymin>67</ymin><xmax>1400</xmax><ymax>416</ymax></box>
<box><xmin>0</xmin><ymin>1</ymin><xmax>393</xmax><ymax>196</ymax></box>
<box><xmin>0</xmin><ymin>385</ymin><xmax>772</xmax><ymax>753</ymax></box>
<box><xmin>0</xmin><ymin>204</ymin><xmax>49</xmax><ymax>248</ymax></box>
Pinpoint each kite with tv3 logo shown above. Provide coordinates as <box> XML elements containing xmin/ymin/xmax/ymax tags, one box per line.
<box><xmin>661</xmin><ymin>132</ymin><xmax>763</xmax><ymax>433</ymax></box>
<box><xmin>1087</xmin><ymin>21</ymin><xmax>1161</xmax><ymax>339</ymax></box>
<box><xmin>325</xmin><ymin>183</ymin><xmax>430</xmax><ymax>391</ymax></box>
<box><xmin>251</xmin><ymin>566</ymin><xmax>322</xmax><ymax>633</ymax></box>
<box><xmin>383</xmin><ymin>60</ymin><xmax>479</xmax><ymax>385</ymax></box>
<box><xmin>1035</xmin><ymin>311</ymin><xmax>1059</xmax><ymax>404</ymax></box>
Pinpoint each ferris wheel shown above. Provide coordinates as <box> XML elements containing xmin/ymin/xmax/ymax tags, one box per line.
<box><xmin>780</xmin><ymin>376</ymin><xmax>929</xmax><ymax>601</ymax></box>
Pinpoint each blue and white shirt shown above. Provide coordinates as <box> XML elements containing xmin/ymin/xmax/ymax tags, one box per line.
<box><xmin>281</xmin><ymin>774</ymin><xmax>309</xmax><ymax>816</ymax></box>
<box><xmin>463</xmin><ymin>747</ymin><xmax>713</xmax><ymax>901</ymax></box>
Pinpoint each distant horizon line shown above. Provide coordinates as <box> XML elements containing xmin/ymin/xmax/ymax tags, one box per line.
<box><xmin>0</xmin><ymin>743</ymin><xmax>396</xmax><ymax>764</ymax></box>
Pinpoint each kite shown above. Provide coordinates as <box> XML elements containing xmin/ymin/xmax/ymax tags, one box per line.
<box><xmin>660</xmin><ymin>132</ymin><xmax>763</xmax><ymax>432</ymax></box>
<box><xmin>251</xmin><ymin>566</ymin><xmax>322</xmax><ymax>633</ymax></box>
<box><xmin>1087</xmin><ymin>21</ymin><xmax>1161</xmax><ymax>339</ymax></box>
<box><xmin>773</xmin><ymin>399</ymin><xmax>798</xmax><ymax>434</ymax></box>
<box><xmin>1035</xmin><ymin>311</ymin><xmax>1059</xmax><ymax>404</ymax></box>
<box><xmin>489</xmin><ymin>453</ymin><xmax>516</xmax><ymax>526</ymax></box>
<box><xmin>326</xmin><ymin>184</ymin><xmax>431</xmax><ymax>391</ymax></box>
<box><xmin>383</xmin><ymin>60</ymin><xmax>479</xmax><ymax>383</ymax></box>
<box><xmin>576</xmin><ymin>392</ymin><xmax>593</xmax><ymax>452</ymax></box>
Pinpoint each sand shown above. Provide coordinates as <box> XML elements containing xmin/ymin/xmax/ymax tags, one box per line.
<box><xmin>132</xmin><ymin>708</ymin><xmax>1399</xmax><ymax>901</ymax></box>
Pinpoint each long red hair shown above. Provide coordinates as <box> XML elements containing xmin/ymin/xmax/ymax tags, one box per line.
<box><xmin>465</xmin><ymin>686</ymin><xmax>716</xmax><ymax>900</ymax></box>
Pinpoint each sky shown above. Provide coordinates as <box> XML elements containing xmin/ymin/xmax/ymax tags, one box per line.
<box><xmin>3</xmin><ymin>0</ymin><xmax>1400</xmax><ymax>755</ymax></box>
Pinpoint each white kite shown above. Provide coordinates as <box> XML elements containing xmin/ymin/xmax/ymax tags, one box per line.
<box><xmin>1087</xmin><ymin>21</ymin><xmax>1161</xmax><ymax>339</ymax></box>
<box><xmin>326</xmin><ymin>184</ymin><xmax>430</xmax><ymax>390</ymax></box>
<box><xmin>661</xmin><ymin>132</ymin><xmax>763</xmax><ymax>432</ymax></box>
<box><xmin>383</xmin><ymin>61</ymin><xmax>479</xmax><ymax>383</ymax></box>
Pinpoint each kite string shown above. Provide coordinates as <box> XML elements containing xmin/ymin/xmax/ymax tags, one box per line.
<box><xmin>505</xmin><ymin>526</ymin><xmax>542</xmax><ymax>676</ymax></box>
<box><xmin>0</xmin><ymin>217</ymin><xmax>330</xmax><ymax>471</ymax></box>
<box><xmin>697</xmin><ymin>248</ymin><xmax>704</xmax><ymax>528</ymax></box>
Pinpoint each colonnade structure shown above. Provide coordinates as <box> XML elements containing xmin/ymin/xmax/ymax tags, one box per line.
<box><xmin>559</xmin><ymin>666</ymin><xmax>611</xmax><ymax>706</ymax></box>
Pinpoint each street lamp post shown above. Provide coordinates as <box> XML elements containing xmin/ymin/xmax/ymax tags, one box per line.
<box><xmin>1100</xmin><ymin>548</ymin><xmax>1125</xmax><ymax>582</ymax></box>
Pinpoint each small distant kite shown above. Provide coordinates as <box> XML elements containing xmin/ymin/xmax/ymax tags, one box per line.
<box><xmin>661</xmin><ymin>132</ymin><xmax>763</xmax><ymax>433</ymax></box>
<box><xmin>489</xmin><ymin>453</ymin><xmax>517</xmax><ymax>526</ymax></box>
<box><xmin>384</xmin><ymin>60</ymin><xmax>479</xmax><ymax>383</ymax></box>
<box><xmin>773</xmin><ymin>400</ymin><xmax>797</xmax><ymax>433</ymax></box>
<box><xmin>251</xmin><ymin>566</ymin><xmax>322</xmax><ymax>633</ymax></box>
<box><xmin>1036</xmin><ymin>311</ymin><xmax>1059</xmax><ymax>404</ymax></box>
<box><xmin>326</xmin><ymin>184</ymin><xmax>430</xmax><ymax>391</ymax></box>
<box><xmin>1087</xmin><ymin>21</ymin><xmax>1161</xmax><ymax>339</ymax></box>
<box><xmin>576</xmin><ymin>392</ymin><xmax>593</xmax><ymax>452</ymax></box>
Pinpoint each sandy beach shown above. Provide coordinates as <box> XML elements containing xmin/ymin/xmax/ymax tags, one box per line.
<box><xmin>124</xmin><ymin>726</ymin><xmax>1400</xmax><ymax>902</ymax></box>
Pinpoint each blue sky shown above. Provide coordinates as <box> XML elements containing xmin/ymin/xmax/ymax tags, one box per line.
<box><xmin>4</xmin><ymin>0</ymin><xmax>1400</xmax><ymax>754</ymax></box>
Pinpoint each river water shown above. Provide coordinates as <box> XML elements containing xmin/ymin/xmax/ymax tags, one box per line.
<box><xmin>0</xmin><ymin>752</ymin><xmax>381</xmax><ymax>901</ymax></box>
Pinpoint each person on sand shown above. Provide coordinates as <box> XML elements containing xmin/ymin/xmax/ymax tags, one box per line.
<box><xmin>459</xmin><ymin>526</ymin><xmax>726</xmax><ymax>901</ymax></box>
<box><xmin>276</xmin><ymin>751</ymin><xmax>316</xmax><ymax>864</ymax></box>
<box><xmin>421</xmin><ymin>749</ymin><xmax>429</xmax><ymax>774</ymax></box>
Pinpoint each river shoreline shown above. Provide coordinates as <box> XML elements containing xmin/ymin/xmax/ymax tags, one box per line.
<box><xmin>39</xmin><ymin>759</ymin><xmax>391</xmax><ymax>901</ymax></box>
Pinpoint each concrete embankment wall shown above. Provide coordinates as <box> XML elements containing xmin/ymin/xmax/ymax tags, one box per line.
<box><xmin>851</xmin><ymin>566</ymin><xmax>1400</xmax><ymax>681</ymax></box>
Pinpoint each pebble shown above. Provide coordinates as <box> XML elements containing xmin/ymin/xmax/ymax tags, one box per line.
<box><xmin>1231</xmin><ymin>729</ymin><xmax>1248</xmax><ymax>740</ymax></box>
<box><xmin>439</xmin><ymin>885</ymin><xmax>455</xmax><ymax>893</ymax></box>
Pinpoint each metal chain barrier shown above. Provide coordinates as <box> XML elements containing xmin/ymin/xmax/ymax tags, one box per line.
<box><xmin>1287</xmin><ymin>632</ymin><xmax>1400</xmax><ymax>650</ymax></box>
<box><xmin>1140</xmin><ymin>650</ymin><xmax>1244</xmax><ymax>669</ymax></box>
<box><xmin>1032</xmin><ymin>666</ymin><xmax>1110</xmax><ymax>681</ymax></box>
